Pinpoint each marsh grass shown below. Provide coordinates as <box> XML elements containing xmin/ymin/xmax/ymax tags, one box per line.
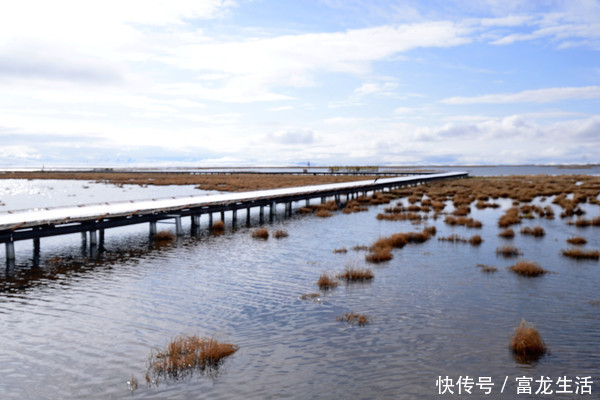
<box><xmin>154</xmin><ymin>230</ymin><xmax>175</xmax><ymax>242</ymax></box>
<box><xmin>146</xmin><ymin>335</ymin><xmax>238</xmax><ymax>383</ymax></box>
<box><xmin>477</xmin><ymin>264</ymin><xmax>498</xmax><ymax>273</ymax></box>
<box><xmin>498</xmin><ymin>228</ymin><xmax>515</xmax><ymax>238</ymax></box>
<box><xmin>273</xmin><ymin>229</ymin><xmax>289</xmax><ymax>239</ymax></box>
<box><xmin>566</xmin><ymin>237</ymin><xmax>587</xmax><ymax>245</ymax></box>
<box><xmin>314</xmin><ymin>209</ymin><xmax>332</xmax><ymax>218</ymax></box>
<box><xmin>509</xmin><ymin>261</ymin><xmax>549</xmax><ymax>277</ymax></box>
<box><xmin>251</xmin><ymin>228</ymin><xmax>269</xmax><ymax>239</ymax></box>
<box><xmin>299</xmin><ymin>293</ymin><xmax>321</xmax><ymax>302</ymax></box>
<box><xmin>520</xmin><ymin>226</ymin><xmax>545</xmax><ymax>237</ymax></box>
<box><xmin>333</xmin><ymin>247</ymin><xmax>348</xmax><ymax>254</ymax></box>
<box><xmin>510</xmin><ymin>320</ymin><xmax>547</xmax><ymax>363</ymax></box>
<box><xmin>469</xmin><ymin>235</ymin><xmax>483</xmax><ymax>246</ymax></box>
<box><xmin>444</xmin><ymin>216</ymin><xmax>482</xmax><ymax>228</ymax></box>
<box><xmin>438</xmin><ymin>234</ymin><xmax>467</xmax><ymax>243</ymax></box>
<box><xmin>317</xmin><ymin>273</ymin><xmax>339</xmax><ymax>290</ymax></box>
<box><xmin>562</xmin><ymin>248</ymin><xmax>600</xmax><ymax>260</ymax></box>
<box><xmin>496</xmin><ymin>245</ymin><xmax>522</xmax><ymax>258</ymax></box>
<box><xmin>211</xmin><ymin>221</ymin><xmax>225</xmax><ymax>235</ymax></box>
<box><xmin>337</xmin><ymin>267</ymin><xmax>374</xmax><ymax>282</ymax></box>
<box><xmin>337</xmin><ymin>312</ymin><xmax>370</xmax><ymax>326</ymax></box>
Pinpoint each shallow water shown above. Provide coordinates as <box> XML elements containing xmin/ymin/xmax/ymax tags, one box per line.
<box><xmin>1</xmin><ymin>182</ymin><xmax>600</xmax><ymax>399</ymax></box>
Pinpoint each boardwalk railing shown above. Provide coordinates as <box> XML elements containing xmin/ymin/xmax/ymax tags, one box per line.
<box><xmin>0</xmin><ymin>172</ymin><xmax>467</xmax><ymax>262</ymax></box>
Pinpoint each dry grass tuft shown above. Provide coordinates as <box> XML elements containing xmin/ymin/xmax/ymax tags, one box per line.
<box><xmin>314</xmin><ymin>209</ymin><xmax>332</xmax><ymax>218</ymax></box>
<box><xmin>477</xmin><ymin>264</ymin><xmax>497</xmax><ymax>273</ymax></box>
<box><xmin>333</xmin><ymin>247</ymin><xmax>348</xmax><ymax>254</ymax></box>
<box><xmin>510</xmin><ymin>320</ymin><xmax>547</xmax><ymax>363</ymax></box>
<box><xmin>438</xmin><ymin>234</ymin><xmax>467</xmax><ymax>243</ymax></box>
<box><xmin>496</xmin><ymin>245</ymin><xmax>522</xmax><ymax>258</ymax></box>
<box><xmin>273</xmin><ymin>229</ymin><xmax>289</xmax><ymax>239</ymax></box>
<box><xmin>469</xmin><ymin>235</ymin><xmax>483</xmax><ymax>246</ymax></box>
<box><xmin>211</xmin><ymin>220</ymin><xmax>225</xmax><ymax>234</ymax></box>
<box><xmin>251</xmin><ymin>228</ymin><xmax>269</xmax><ymax>239</ymax></box>
<box><xmin>317</xmin><ymin>273</ymin><xmax>339</xmax><ymax>290</ymax></box>
<box><xmin>351</xmin><ymin>245</ymin><xmax>369</xmax><ymax>251</ymax></box>
<box><xmin>146</xmin><ymin>335</ymin><xmax>238</xmax><ymax>383</ymax></box>
<box><xmin>337</xmin><ymin>312</ymin><xmax>370</xmax><ymax>326</ymax></box>
<box><xmin>444</xmin><ymin>216</ymin><xmax>482</xmax><ymax>228</ymax></box>
<box><xmin>498</xmin><ymin>228</ymin><xmax>515</xmax><ymax>238</ymax></box>
<box><xmin>337</xmin><ymin>267</ymin><xmax>374</xmax><ymax>282</ymax></box>
<box><xmin>509</xmin><ymin>260</ymin><xmax>549</xmax><ymax>277</ymax></box>
<box><xmin>561</xmin><ymin>248</ymin><xmax>600</xmax><ymax>260</ymax></box>
<box><xmin>365</xmin><ymin>248</ymin><xmax>393</xmax><ymax>263</ymax></box>
<box><xmin>520</xmin><ymin>226</ymin><xmax>545</xmax><ymax>237</ymax></box>
<box><xmin>154</xmin><ymin>230</ymin><xmax>175</xmax><ymax>242</ymax></box>
<box><xmin>566</xmin><ymin>236</ymin><xmax>587</xmax><ymax>245</ymax></box>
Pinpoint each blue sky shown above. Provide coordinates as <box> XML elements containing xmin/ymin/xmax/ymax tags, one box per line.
<box><xmin>0</xmin><ymin>0</ymin><xmax>599</xmax><ymax>166</ymax></box>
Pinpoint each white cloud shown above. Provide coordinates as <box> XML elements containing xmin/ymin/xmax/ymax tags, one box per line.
<box><xmin>442</xmin><ymin>86</ymin><xmax>600</xmax><ymax>104</ymax></box>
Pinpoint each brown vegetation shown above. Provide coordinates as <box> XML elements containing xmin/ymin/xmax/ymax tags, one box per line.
<box><xmin>477</xmin><ymin>264</ymin><xmax>498</xmax><ymax>273</ymax></box>
<box><xmin>444</xmin><ymin>216</ymin><xmax>482</xmax><ymax>228</ymax></box>
<box><xmin>438</xmin><ymin>234</ymin><xmax>467</xmax><ymax>243</ymax></box>
<box><xmin>154</xmin><ymin>230</ymin><xmax>175</xmax><ymax>242</ymax></box>
<box><xmin>333</xmin><ymin>247</ymin><xmax>348</xmax><ymax>254</ymax></box>
<box><xmin>314</xmin><ymin>209</ymin><xmax>332</xmax><ymax>218</ymax></box>
<box><xmin>520</xmin><ymin>226</ymin><xmax>545</xmax><ymax>237</ymax></box>
<box><xmin>251</xmin><ymin>228</ymin><xmax>269</xmax><ymax>239</ymax></box>
<box><xmin>211</xmin><ymin>220</ymin><xmax>225</xmax><ymax>234</ymax></box>
<box><xmin>510</xmin><ymin>320</ymin><xmax>547</xmax><ymax>363</ymax></box>
<box><xmin>469</xmin><ymin>235</ymin><xmax>483</xmax><ymax>246</ymax></box>
<box><xmin>337</xmin><ymin>267</ymin><xmax>374</xmax><ymax>282</ymax></box>
<box><xmin>299</xmin><ymin>293</ymin><xmax>321</xmax><ymax>301</ymax></box>
<box><xmin>561</xmin><ymin>248</ymin><xmax>600</xmax><ymax>260</ymax></box>
<box><xmin>496</xmin><ymin>245</ymin><xmax>522</xmax><ymax>258</ymax></box>
<box><xmin>498</xmin><ymin>228</ymin><xmax>515</xmax><ymax>238</ymax></box>
<box><xmin>317</xmin><ymin>273</ymin><xmax>339</xmax><ymax>290</ymax></box>
<box><xmin>509</xmin><ymin>261</ymin><xmax>549</xmax><ymax>277</ymax></box>
<box><xmin>146</xmin><ymin>335</ymin><xmax>238</xmax><ymax>382</ymax></box>
<box><xmin>566</xmin><ymin>236</ymin><xmax>587</xmax><ymax>245</ymax></box>
<box><xmin>337</xmin><ymin>312</ymin><xmax>370</xmax><ymax>326</ymax></box>
<box><xmin>273</xmin><ymin>229</ymin><xmax>289</xmax><ymax>239</ymax></box>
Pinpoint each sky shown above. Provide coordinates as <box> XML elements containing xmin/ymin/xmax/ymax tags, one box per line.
<box><xmin>0</xmin><ymin>0</ymin><xmax>599</xmax><ymax>167</ymax></box>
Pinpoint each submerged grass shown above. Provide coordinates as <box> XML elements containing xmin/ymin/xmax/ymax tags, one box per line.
<box><xmin>561</xmin><ymin>248</ymin><xmax>600</xmax><ymax>260</ymax></box>
<box><xmin>477</xmin><ymin>264</ymin><xmax>498</xmax><ymax>273</ymax></box>
<box><xmin>317</xmin><ymin>273</ymin><xmax>339</xmax><ymax>290</ymax></box>
<box><xmin>509</xmin><ymin>261</ymin><xmax>549</xmax><ymax>277</ymax></box>
<box><xmin>273</xmin><ymin>229</ymin><xmax>289</xmax><ymax>239</ymax></box>
<box><xmin>566</xmin><ymin>236</ymin><xmax>587</xmax><ymax>245</ymax></box>
<box><xmin>337</xmin><ymin>312</ymin><xmax>370</xmax><ymax>326</ymax></box>
<box><xmin>337</xmin><ymin>267</ymin><xmax>374</xmax><ymax>282</ymax></box>
<box><xmin>496</xmin><ymin>245</ymin><xmax>522</xmax><ymax>258</ymax></box>
<box><xmin>510</xmin><ymin>320</ymin><xmax>547</xmax><ymax>363</ymax></box>
<box><xmin>520</xmin><ymin>226</ymin><xmax>545</xmax><ymax>237</ymax></box>
<box><xmin>146</xmin><ymin>335</ymin><xmax>238</xmax><ymax>383</ymax></box>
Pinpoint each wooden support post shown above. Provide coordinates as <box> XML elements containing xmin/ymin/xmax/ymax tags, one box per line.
<box><xmin>305</xmin><ymin>198</ymin><xmax>310</xmax><ymax>207</ymax></box>
<box><xmin>5</xmin><ymin>241</ymin><xmax>15</xmax><ymax>261</ymax></box>
<box><xmin>89</xmin><ymin>230</ymin><xmax>97</xmax><ymax>247</ymax></box>
<box><xmin>220</xmin><ymin>211</ymin><xmax>225</xmax><ymax>221</ymax></box>
<box><xmin>33</xmin><ymin>238</ymin><xmax>40</xmax><ymax>266</ymax></box>
<box><xmin>191</xmin><ymin>215</ymin><xmax>200</xmax><ymax>232</ymax></box>
<box><xmin>174</xmin><ymin>216</ymin><xmax>183</xmax><ymax>236</ymax></box>
<box><xmin>232</xmin><ymin>209</ymin><xmax>237</xmax><ymax>227</ymax></box>
<box><xmin>269</xmin><ymin>202</ymin><xmax>275</xmax><ymax>221</ymax></box>
<box><xmin>99</xmin><ymin>229</ymin><xmax>105</xmax><ymax>251</ymax></box>
<box><xmin>246</xmin><ymin>207</ymin><xmax>251</xmax><ymax>225</ymax></box>
<box><xmin>259</xmin><ymin>206</ymin><xmax>264</xmax><ymax>223</ymax></box>
<box><xmin>149</xmin><ymin>221</ymin><xmax>157</xmax><ymax>237</ymax></box>
<box><xmin>321</xmin><ymin>196</ymin><xmax>326</xmax><ymax>204</ymax></box>
<box><xmin>208</xmin><ymin>213</ymin><xmax>213</xmax><ymax>228</ymax></box>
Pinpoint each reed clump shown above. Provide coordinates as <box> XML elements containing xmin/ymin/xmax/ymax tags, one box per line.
<box><xmin>510</xmin><ymin>320</ymin><xmax>547</xmax><ymax>363</ymax></box>
<box><xmin>211</xmin><ymin>220</ymin><xmax>225</xmax><ymax>234</ymax></box>
<box><xmin>566</xmin><ymin>237</ymin><xmax>587</xmax><ymax>245</ymax></box>
<box><xmin>146</xmin><ymin>335</ymin><xmax>238</xmax><ymax>382</ymax></box>
<box><xmin>469</xmin><ymin>235</ymin><xmax>483</xmax><ymax>246</ymax></box>
<box><xmin>273</xmin><ymin>229</ymin><xmax>289</xmax><ymax>239</ymax></box>
<box><xmin>498</xmin><ymin>228</ymin><xmax>515</xmax><ymax>238</ymax></box>
<box><xmin>561</xmin><ymin>248</ymin><xmax>600</xmax><ymax>260</ymax></box>
<box><xmin>444</xmin><ymin>216</ymin><xmax>482</xmax><ymax>228</ymax></box>
<box><xmin>477</xmin><ymin>264</ymin><xmax>497</xmax><ymax>273</ymax></box>
<box><xmin>509</xmin><ymin>261</ymin><xmax>549</xmax><ymax>277</ymax></box>
<box><xmin>496</xmin><ymin>245</ymin><xmax>522</xmax><ymax>258</ymax></box>
<box><xmin>337</xmin><ymin>267</ymin><xmax>374</xmax><ymax>282</ymax></box>
<box><xmin>498</xmin><ymin>207</ymin><xmax>521</xmax><ymax>228</ymax></box>
<box><xmin>520</xmin><ymin>226</ymin><xmax>545</xmax><ymax>237</ymax></box>
<box><xmin>317</xmin><ymin>273</ymin><xmax>339</xmax><ymax>290</ymax></box>
<box><xmin>154</xmin><ymin>230</ymin><xmax>175</xmax><ymax>242</ymax></box>
<box><xmin>314</xmin><ymin>209</ymin><xmax>332</xmax><ymax>218</ymax></box>
<box><xmin>333</xmin><ymin>247</ymin><xmax>348</xmax><ymax>254</ymax></box>
<box><xmin>337</xmin><ymin>312</ymin><xmax>370</xmax><ymax>326</ymax></box>
<box><xmin>251</xmin><ymin>228</ymin><xmax>269</xmax><ymax>239</ymax></box>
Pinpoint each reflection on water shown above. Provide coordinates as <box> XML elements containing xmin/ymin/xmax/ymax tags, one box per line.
<box><xmin>0</xmin><ymin>181</ymin><xmax>600</xmax><ymax>399</ymax></box>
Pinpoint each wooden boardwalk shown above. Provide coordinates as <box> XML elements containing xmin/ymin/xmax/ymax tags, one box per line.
<box><xmin>0</xmin><ymin>172</ymin><xmax>467</xmax><ymax>262</ymax></box>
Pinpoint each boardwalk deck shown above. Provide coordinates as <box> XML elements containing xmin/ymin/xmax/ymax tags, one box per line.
<box><xmin>0</xmin><ymin>172</ymin><xmax>467</xmax><ymax>261</ymax></box>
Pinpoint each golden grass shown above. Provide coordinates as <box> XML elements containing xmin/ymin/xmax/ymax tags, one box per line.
<box><xmin>317</xmin><ymin>273</ymin><xmax>339</xmax><ymax>290</ymax></box>
<box><xmin>477</xmin><ymin>264</ymin><xmax>498</xmax><ymax>273</ymax></box>
<box><xmin>510</xmin><ymin>320</ymin><xmax>547</xmax><ymax>363</ymax></box>
<box><xmin>469</xmin><ymin>235</ymin><xmax>483</xmax><ymax>246</ymax></box>
<box><xmin>566</xmin><ymin>236</ymin><xmax>587</xmax><ymax>245</ymax></box>
<box><xmin>154</xmin><ymin>230</ymin><xmax>175</xmax><ymax>242</ymax></box>
<box><xmin>211</xmin><ymin>220</ymin><xmax>225</xmax><ymax>234</ymax></box>
<box><xmin>337</xmin><ymin>312</ymin><xmax>370</xmax><ymax>326</ymax></box>
<box><xmin>146</xmin><ymin>335</ymin><xmax>238</xmax><ymax>382</ymax></box>
<box><xmin>444</xmin><ymin>216</ymin><xmax>482</xmax><ymax>228</ymax></box>
<box><xmin>273</xmin><ymin>229</ymin><xmax>289</xmax><ymax>239</ymax></box>
<box><xmin>520</xmin><ymin>226</ymin><xmax>545</xmax><ymax>237</ymax></box>
<box><xmin>561</xmin><ymin>248</ymin><xmax>600</xmax><ymax>260</ymax></box>
<box><xmin>498</xmin><ymin>207</ymin><xmax>521</xmax><ymax>228</ymax></box>
<box><xmin>314</xmin><ymin>209</ymin><xmax>332</xmax><ymax>218</ymax></box>
<box><xmin>251</xmin><ymin>228</ymin><xmax>269</xmax><ymax>239</ymax></box>
<box><xmin>509</xmin><ymin>260</ymin><xmax>549</xmax><ymax>277</ymax></box>
<box><xmin>337</xmin><ymin>267</ymin><xmax>374</xmax><ymax>282</ymax></box>
<box><xmin>496</xmin><ymin>245</ymin><xmax>522</xmax><ymax>258</ymax></box>
<box><xmin>365</xmin><ymin>248</ymin><xmax>393</xmax><ymax>263</ymax></box>
<box><xmin>498</xmin><ymin>228</ymin><xmax>515</xmax><ymax>238</ymax></box>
